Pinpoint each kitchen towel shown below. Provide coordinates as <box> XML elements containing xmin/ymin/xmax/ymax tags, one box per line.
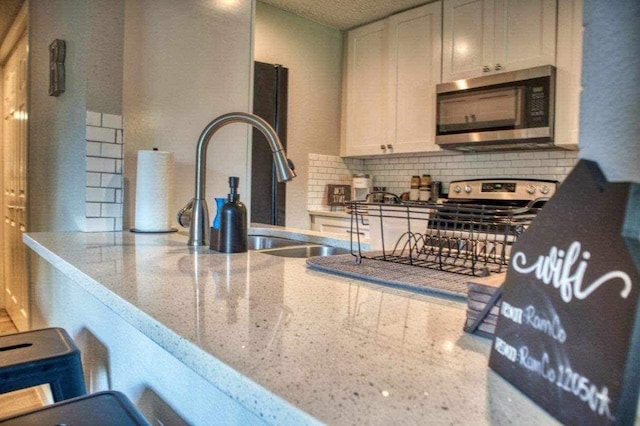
<box><xmin>134</xmin><ymin>150</ymin><xmax>174</xmax><ymax>232</ymax></box>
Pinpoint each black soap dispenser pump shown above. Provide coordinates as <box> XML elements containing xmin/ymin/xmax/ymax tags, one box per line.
<box><xmin>219</xmin><ymin>176</ymin><xmax>248</xmax><ymax>253</ymax></box>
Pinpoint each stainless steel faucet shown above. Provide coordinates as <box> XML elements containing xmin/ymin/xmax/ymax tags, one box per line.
<box><xmin>177</xmin><ymin>112</ymin><xmax>296</xmax><ymax>246</ymax></box>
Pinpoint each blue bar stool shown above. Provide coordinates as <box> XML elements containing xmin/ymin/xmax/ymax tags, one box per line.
<box><xmin>0</xmin><ymin>327</ymin><xmax>86</xmax><ymax>401</ymax></box>
<box><xmin>0</xmin><ymin>391</ymin><xmax>150</xmax><ymax>425</ymax></box>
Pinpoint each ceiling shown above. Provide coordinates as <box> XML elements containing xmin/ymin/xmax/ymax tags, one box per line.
<box><xmin>260</xmin><ymin>0</ymin><xmax>431</xmax><ymax>30</ymax></box>
<box><xmin>0</xmin><ymin>0</ymin><xmax>23</xmax><ymax>45</ymax></box>
<box><xmin>0</xmin><ymin>0</ymin><xmax>428</xmax><ymax>45</ymax></box>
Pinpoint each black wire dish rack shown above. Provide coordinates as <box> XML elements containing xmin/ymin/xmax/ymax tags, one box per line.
<box><xmin>346</xmin><ymin>193</ymin><xmax>544</xmax><ymax>277</ymax></box>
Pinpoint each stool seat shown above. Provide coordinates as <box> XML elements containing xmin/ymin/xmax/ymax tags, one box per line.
<box><xmin>0</xmin><ymin>391</ymin><xmax>150</xmax><ymax>425</ymax></box>
<box><xmin>0</xmin><ymin>328</ymin><xmax>86</xmax><ymax>401</ymax></box>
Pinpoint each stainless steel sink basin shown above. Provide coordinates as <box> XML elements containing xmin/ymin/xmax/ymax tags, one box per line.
<box><xmin>247</xmin><ymin>235</ymin><xmax>307</xmax><ymax>250</ymax></box>
<box><xmin>248</xmin><ymin>235</ymin><xmax>348</xmax><ymax>258</ymax></box>
<box><xmin>258</xmin><ymin>245</ymin><xmax>349</xmax><ymax>258</ymax></box>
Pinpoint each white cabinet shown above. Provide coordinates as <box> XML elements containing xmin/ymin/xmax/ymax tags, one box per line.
<box><xmin>342</xmin><ymin>2</ymin><xmax>442</xmax><ymax>157</ymax></box>
<box><xmin>553</xmin><ymin>0</ymin><xmax>582</xmax><ymax>149</ymax></box>
<box><xmin>343</xmin><ymin>21</ymin><xmax>388</xmax><ymax>157</ymax></box>
<box><xmin>442</xmin><ymin>0</ymin><xmax>556</xmax><ymax>82</ymax></box>
<box><xmin>310</xmin><ymin>212</ymin><xmax>369</xmax><ymax>239</ymax></box>
<box><xmin>387</xmin><ymin>3</ymin><xmax>442</xmax><ymax>154</ymax></box>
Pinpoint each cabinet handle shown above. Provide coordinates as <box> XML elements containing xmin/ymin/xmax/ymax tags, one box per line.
<box><xmin>482</xmin><ymin>65</ymin><xmax>491</xmax><ymax>73</ymax></box>
<box><xmin>380</xmin><ymin>144</ymin><xmax>386</xmax><ymax>151</ymax></box>
<box><xmin>470</xmin><ymin>114</ymin><xmax>476</xmax><ymax>122</ymax></box>
<box><xmin>494</xmin><ymin>63</ymin><xmax>503</xmax><ymax>71</ymax></box>
<box><xmin>465</xmin><ymin>115</ymin><xmax>469</xmax><ymax>123</ymax></box>
<box><xmin>386</xmin><ymin>144</ymin><xmax>393</xmax><ymax>150</ymax></box>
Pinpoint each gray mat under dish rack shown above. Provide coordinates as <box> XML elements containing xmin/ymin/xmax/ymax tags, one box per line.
<box><xmin>306</xmin><ymin>254</ymin><xmax>469</xmax><ymax>299</ymax></box>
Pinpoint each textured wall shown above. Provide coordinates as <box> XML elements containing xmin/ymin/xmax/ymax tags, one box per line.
<box><xmin>122</xmin><ymin>0</ymin><xmax>254</xmax><ymax>230</ymax></box>
<box><xmin>254</xmin><ymin>2</ymin><xmax>344</xmax><ymax>229</ymax></box>
<box><xmin>86</xmin><ymin>0</ymin><xmax>124</xmax><ymax>115</ymax></box>
<box><xmin>580</xmin><ymin>0</ymin><xmax>640</xmax><ymax>182</ymax></box>
<box><xmin>28</xmin><ymin>0</ymin><xmax>89</xmax><ymax>232</ymax></box>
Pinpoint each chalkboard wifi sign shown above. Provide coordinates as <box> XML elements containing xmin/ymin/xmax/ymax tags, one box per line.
<box><xmin>489</xmin><ymin>160</ymin><xmax>640</xmax><ymax>425</ymax></box>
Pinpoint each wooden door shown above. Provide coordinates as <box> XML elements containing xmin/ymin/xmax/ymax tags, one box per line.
<box><xmin>3</xmin><ymin>33</ymin><xmax>28</xmax><ymax>331</ymax></box>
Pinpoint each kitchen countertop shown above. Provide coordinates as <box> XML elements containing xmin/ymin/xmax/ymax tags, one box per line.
<box><xmin>24</xmin><ymin>228</ymin><xmax>558</xmax><ymax>425</ymax></box>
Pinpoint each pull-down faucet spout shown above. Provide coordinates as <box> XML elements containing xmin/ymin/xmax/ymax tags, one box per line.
<box><xmin>177</xmin><ymin>112</ymin><xmax>296</xmax><ymax>246</ymax></box>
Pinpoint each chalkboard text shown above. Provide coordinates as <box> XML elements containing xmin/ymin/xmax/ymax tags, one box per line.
<box><xmin>512</xmin><ymin>241</ymin><xmax>632</xmax><ymax>303</ymax></box>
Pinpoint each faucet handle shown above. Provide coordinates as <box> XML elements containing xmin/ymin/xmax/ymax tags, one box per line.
<box><xmin>177</xmin><ymin>199</ymin><xmax>194</xmax><ymax>227</ymax></box>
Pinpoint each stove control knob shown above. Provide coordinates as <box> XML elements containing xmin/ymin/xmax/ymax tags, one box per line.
<box><xmin>453</xmin><ymin>185</ymin><xmax>462</xmax><ymax>193</ymax></box>
<box><xmin>525</xmin><ymin>185</ymin><xmax>536</xmax><ymax>195</ymax></box>
<box><xmin>464</xmin><ymin>185</ymin><xmax>472</xmax><ymax>194</ymax></box>
<box><xmin>539</xmin><ymin>185</ymin><xmax>550</xmax><ymax>195</ymax></box>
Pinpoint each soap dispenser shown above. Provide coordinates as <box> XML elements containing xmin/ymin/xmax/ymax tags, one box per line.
<box><xmin>219</xmin><ymin>176</ymin><xmax>248</xmax><ymax>253</ymax></box>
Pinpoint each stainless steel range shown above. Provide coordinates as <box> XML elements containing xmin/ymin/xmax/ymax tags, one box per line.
<box><xmin>447</xmin><ymin>178</ymin><xmax>557</xmax><ymax>205</ymax></box>
<box><xmin>348</xmin><ymin>178</ymin><xmax>558</xmax><ymax>277</ymax></box>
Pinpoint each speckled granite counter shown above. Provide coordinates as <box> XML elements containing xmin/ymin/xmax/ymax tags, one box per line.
<box><xmin>24</xmin><ymin>228</ymin><xmax>558</xmax><ymax>425</ymax></box>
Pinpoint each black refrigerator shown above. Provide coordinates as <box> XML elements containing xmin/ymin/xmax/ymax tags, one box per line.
<box><xmin>251</xmin><ymin>61</ymin><xmax>288</xmax><ymax>226</ymax></box>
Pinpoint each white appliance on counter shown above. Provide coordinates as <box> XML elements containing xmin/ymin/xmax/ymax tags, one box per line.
<box><xmin>352</xmin><ymin>174</ymin><xmax>372</xmax><ymax>201</ymax></box>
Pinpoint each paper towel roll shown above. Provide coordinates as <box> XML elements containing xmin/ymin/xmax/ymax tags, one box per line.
<box><xmin>134</xmin><ymin>150</ymin><xmax>174</xmax><ymax>232</ymax></box>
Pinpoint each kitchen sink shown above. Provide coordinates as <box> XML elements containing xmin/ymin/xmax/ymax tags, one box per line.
<box><xmin>248</xmin><ymin>235</ymin><xmax>348</xmax><ymax>258</ymax></box>
<box><xmin>247</xmin><ymin>235</ymin><xmax>308</xmax><ymax>250</ymax></box>
<box><xmin>258</xmin><ymin>245</ymin><xmax>349</xmax><ymax>258</ymax></box>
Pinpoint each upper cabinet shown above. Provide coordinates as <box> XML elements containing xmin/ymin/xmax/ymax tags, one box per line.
<box><xmin>442</xmin><ymin>0</ymin><xmax>557</xmax><ymax>82</ymax></box>
<box><xmin>343</xmin><ymin>21</ymin><xmax>388</xmax><ymax>157</ymax></box>
<box><xmin>387</xmin><ymin>4</ymin><xmax>442</xmax><ymax>155</ymax></box>
<box><xmin>342</xmin><ymin>2</ymin><xmax>442</xmax><ymax>157</ymax></box>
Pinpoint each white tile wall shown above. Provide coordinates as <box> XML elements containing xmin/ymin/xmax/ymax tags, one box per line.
<box><xmin>85</xmin><ymin>111</ymin><xmax>124</xmax><ymax>232</ymax></box>
<box><xmin>307</xmin><ymin>153</ymin><xmax>364</xmax><ymax>210</ymax></box>
<box><xmin>308</xmin><ymin>150</ymin><xmax>579</xmax><ymax>209</ymax></box>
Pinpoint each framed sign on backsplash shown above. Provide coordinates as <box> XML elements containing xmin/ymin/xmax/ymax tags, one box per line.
<box><xmin>326</xmin><ymin>185</ymin><xmax>351</xmax><ymax>209</ymax></box>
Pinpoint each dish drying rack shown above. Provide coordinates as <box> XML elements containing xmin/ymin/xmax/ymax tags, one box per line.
<box><xmin>346</xmin><ymin>193</ymin><xmax>543</xmax><ymax>277</ymax></box>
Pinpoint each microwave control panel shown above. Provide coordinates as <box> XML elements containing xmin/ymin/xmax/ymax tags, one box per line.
<box><xmin>525</xmin><ymin>79</ymin><xmax>550</xmax><ymax>127</ymax></box>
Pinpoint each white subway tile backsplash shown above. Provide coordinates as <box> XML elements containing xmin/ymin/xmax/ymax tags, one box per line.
<box><xmin>101</xmin><ymin>203</ymin><xmax>122</xmax><ymax>218</ymax></box>
<box><xmin>87</xmin><ymin>157</ymin><xmax>116</xmax><ymax>173</ymax></box>
<box><xmin>85</xmin><ymin>110</ymin><xmax>125</xmax><ymax>232</ymax></box>
<box><xmin>308</xmin><ymin>149</ymin><xmax>578</xmax><ymax>208</ymax></box>
<box><xmin>101</xmin><ymin>143</ymin><xmax>122</xmax><ymax>159</ymax></box>
<box><xmin>102</xmin><ymin>114</ymin><xmax>123</xmax><ymax>129</ymax></box>
<box><xmin>86</xmin><ymin>111</ymin><xmax>101</xmax><ymax>126</ymax></box>
<box><xmin>86</xmin><ymin>202</ymin><xmax>101</xmax><ymax>217</ymax></box>
<box><xmin>101</xmin><ymin>173</ymin><xmax>122</xmax><ymax>188</ymax></box>
<box><xmin>86</xmin><ymin>126</ymin><xmax>116</xmax><ymax>143</ymax></box>
<box><xmin>87</xmin><ymin>173</ymin><xmax>101</xmax><ymax>187</ymax></box>
<box><xmin>87</xmin><ymin>142</ymin><xmax>101</xmax><ymax>156</ymax></box>
<box><xmin>87</xmin><ymin>187</ymin><xmax>115</xmax><ymax>203</ymax></box>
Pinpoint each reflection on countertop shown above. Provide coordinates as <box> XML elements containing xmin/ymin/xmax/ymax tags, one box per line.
<box><xmin>23</xmin><ymin>228</ymin><xmax>558</xmax><ymax>425</ymax></box>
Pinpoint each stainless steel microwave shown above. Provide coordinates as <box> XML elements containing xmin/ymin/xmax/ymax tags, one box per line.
<box><xmin>436</xmin><ymin>65</ymin><xmax>556</xmax><ymax>151</ymax></box>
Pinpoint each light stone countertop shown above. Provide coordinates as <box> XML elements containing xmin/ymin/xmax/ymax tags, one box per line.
<box><xmin>24</xmin><ymin>228</ymin><xmax>558</xmax><ymax>425</ymax></box>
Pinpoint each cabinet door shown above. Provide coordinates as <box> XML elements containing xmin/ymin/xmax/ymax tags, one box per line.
<box><xmin>493</xmin><ymin>0</ymin><xmax>556</xmax><ymax>73</ymax></box>
<box><xmin>343</xmin><ymin>21</ymin><xmax>388</xmax><ymax>156</ymax></box>
<box><xmin>387</xmin><ymin>2</ymin><xmax>442</xmax><ymax>154</ymax></box>
<box><xmin>442</xmin><ymin>0</ymin><xmax>495</xmax><ymax>82</ymax></box>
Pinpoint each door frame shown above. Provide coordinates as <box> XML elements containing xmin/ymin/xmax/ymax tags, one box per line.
<box><xmin>0</xmin><ymin>2</ymin><xmax>28</xmax><ymax>316</ymax></box>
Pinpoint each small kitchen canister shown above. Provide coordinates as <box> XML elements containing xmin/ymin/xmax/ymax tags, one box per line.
<box><xmin>409</xmin><ymin>175</ymin><xmax>420</xmax><ymax>201</ymax></box>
